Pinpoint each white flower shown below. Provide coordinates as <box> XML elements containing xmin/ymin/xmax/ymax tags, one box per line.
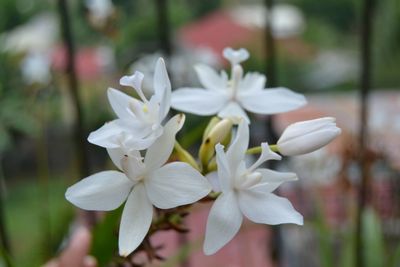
<box><xmin>85</xmin><ymin>0</ymin><xmax>114</xmax><ymax>21</ymax></box>
<box><xmin>203</xmin><ymin>120</ymin><xmax>303</xmax><ymax>255</ymax></box>
<box><xmin>21</xmin><ymin>51</ymin><xmax>51</xmax><ymax>85</ymax></box>
<box><xmin>88</xmin><ymin>58</ymin><xmax>171</xmax><ymax>150</ymax></box>
<box><xmin>277</xmin><ymin>117</ymin><xmax>341</xmax><ymax>156</ymax></box>
<box><xmin>66</xmin><ymin>114</ymin><xmax>211</xmax><ymax>256</ymax></box>
<box><xmin>171</xmin><ymin>47</ymin><xmax>306</xmax><ymax>123</ymax></box>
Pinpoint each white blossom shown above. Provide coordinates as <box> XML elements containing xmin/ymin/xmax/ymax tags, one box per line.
<box><xmin>88</xmin><ymin>58</ymin><xmax>171</xmax><ymax>151</ymax></box>
<box><xmin>203</xmin><ymin>120</ymin><xmax>303</xmax><ymax>255</ymax></box>
<box><xmin>277</xmin><ymin>117</ymin><xmax>341</xmax><ymax>156</ymax></box>
<box><xmin>66</xmin><ymin>114</ymin><xmax>212</xmax><ymax>256</ymax></box>
<box><xmin>171</xmin><ymin>47</ymin><xmax>306</xmax><ymax>123</ymax></box>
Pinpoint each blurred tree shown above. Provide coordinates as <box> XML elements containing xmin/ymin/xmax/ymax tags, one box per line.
<box><xmin>373</xmin><ymin>0</ymin><xmax>400</xmax><ymax>88</ymax></box>
<box><xmin>292</xmin><ymin>0</ymin><xmax>357</xmax><ymax>32</ymax></box>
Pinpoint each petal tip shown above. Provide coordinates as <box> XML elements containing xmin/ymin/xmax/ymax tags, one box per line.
<box><xmin>119</xmin><ymin>250</ymin><xmax>130</xmax><ymax>257</ymax></box>
<box><xmin>203</xmin><ymin>243</ymin><xmax>217</xmax><ymax>256</ymax></box>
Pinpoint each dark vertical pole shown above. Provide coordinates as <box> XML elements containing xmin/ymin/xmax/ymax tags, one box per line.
<box><xmin>0</xmin><ymin>158</ymin><xmax>12</xmax><ymax>267</ymax></box>
<box><xmin>57</xmin><ymin>0</ymin><xmax>90</xmax><ymax>178</ymax></box>
<box><xmin>264</xmin><ymin>0</ymin><xmax>278</xmax><ymax>144</ymax></box>
<box><xmin>155</xmin><ymin>0</ymin><xmax>176</xmax><ymax>117</ymax></box>
<box><xmin>355</xmin><ymin>0</ymin><xmax>374</xmax><ymax>266</ymax></box>
<box><xmin>264</xmin><ymin>0</ymin><xmax>281</xmax><ymax>266</ymax></box>
<box><xmin>57</xmin><ymin>0</ymin><xmax>95</xmax><ymax>225</ymax></box>
<box><xmin>265</xmin><ymin>0</ymin><xmax>277</xmax><ymax>88</ymax></box>
<box><xmin>155</xmin><ymin>0</ymin><xmax>172</xmax><ymax>58</ymax></box>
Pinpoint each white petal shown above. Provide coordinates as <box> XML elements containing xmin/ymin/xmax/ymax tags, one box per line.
<box><xmin>215</xmin><ymin>144</ymin><xmax>232</xmax><ymax>193</ymax></box>
<box><xmin>171</xmin><ymin>88</ymin><xmax>227</xmax><ymax>115</ymax></box>
<box><xmin>249</xmin><ymin>168</ymin><xmax>298</xmax><ymax>192</ymax></box>
<box><xmin>238</xmin><ymin>190</ymin><xmax>303</xmax><ymax>225</ymax></box>
<box><xmin>248</xmin><ymin>142</ymin><xmax>281</xmax><ymax>172</ymax></box>
<box><xmin>222</xmin><ymin>47</ymin><xmax>249</xmax><ymax>65</ymax></box>
<box><xmin>278</xmin><ymin>128</ymin><xmax>341</xmax><ymax>156</ymax></box>
<box><xmin>87</xmin><ymin>119</ymin><xmax>146</xmax><ymax>148</ymax></box>
<box><xmin>107</xmin><ymin>88</ymin><xmax>134</xmax><ymax>119</ymax></box>
<box><xmin>107</xmin><ymin>147</ymin><xmax>142</xmax><ymax>170</ymax></box>
<box><xmin>119</xmin><ymin>183</ymin><xmax>153</xmax><ymax>256</ymax></box>
<box><xmin>65</xmin><ymin>171</ymin><xmax>134</xmax><ymax>211</ymax></box>
<box><xmin>120</xmin><ymin>71</ymin><xmax>144</xmax><ymax>90</ymax></box>
<box><xmin>153</xmin><ymin>58</ymin><xmax>171</xmax><ymax>119</ymax></box>
<box><xmin>145</xmin><ymin>162</ymin><xmax>211</xmax><ymax>209</ymax></box>
<box><xmin>144</xmin><ymin>114</ymin><xmax>185</xmax><ymax>170</ymax></box>
<box><xmin>257</xmin><ymin>168</ymin><xmax>298</xmax><ymax>183</ymax></box>
<box><xmin>107</xmin><ymin>148</ymin><xmax>124</xmax><ymax>170</ymax></box>
<box><xmin>122</xmin><ymin>128</ymin><xmax>162</xmax><ymax>151</ymax></box>
<box><xmin>239</xmin><ymin>87</ymin><xmax>307</xmax><ymax>114</ymax></box>
<box><xmin>218</xmin><ymin>102</ymin><xmax>250</xmax><ymax>123</ymax></box>
<box><xmin>278</xmin><ymin>117</ymin><xmax>336</xmax><ymax>142</ymax></box>
<box><xmin>226</xmin><ymin>119</ymin><xmax>249</xmax><ymax>170</ymax></box>
<box><xmin>121</xmin><ymin>155</ymin><xmax>146</xmax><ymax>182</ymax></box>
<box><xmin>239</xmin><ymin>72</ymin><xmax>266</xmax><ymax>92</ymax></box>
<box><xmin>87</xmin><ymin>120</ymin><xmax>125</xmax><ymax>148</ymax></box>
<box><xmin>194</xmin><ymin>64</ymin><xmax>227</xmax><ymax>91</ymax></box>
<box><xmin>203</xmin><ymin>192</ymin><xmax>243</xmax><ymax>255</ymax></box>
<box><xmin>205</xmin><ymin>171</ymin><xmax>221</xmax><ymax>192</ymax></box>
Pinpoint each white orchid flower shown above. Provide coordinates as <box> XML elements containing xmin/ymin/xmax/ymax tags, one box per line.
<box><xmin>88</xmin><ymin>57</ymin><xmax>171</xmax><ymax>150</ymax></box>
<box><xmin>171</xmin><ymin>47</ymin><xmax>306</xmax><ymax>123</ymax></box>
<box><xmin>203</xmin><ymin>120</ymin><xmax>303</xmax><ymax>255</ymax></box>
<box><xmin>66</xmin><ymin>114</ymin><xmax>212</xmax><ymax>256</ymax></box>
<box><xmin>277</xmin><ymin>117</ymin><xmax>341</xmax><ymax>156</ymax></box>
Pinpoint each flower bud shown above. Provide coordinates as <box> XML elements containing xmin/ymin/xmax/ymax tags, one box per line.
<box><xmin>199</xmin><ymin>118</ymin><xmax>233</xmax><ymax>168</ymax></box>
<box><xmin>174</xmin><ymin>141</ymin><xmax>200</xmax><ymax>171</ymax></box>
<box><xmin>203</xmin><ymin>117</ymin><xmax>221</xmax><ymax>142</ymax></box>
<box><xmin>277</xmin><ymin>117</ymin><xmax>341</xmax><ymax>156</ymax></box>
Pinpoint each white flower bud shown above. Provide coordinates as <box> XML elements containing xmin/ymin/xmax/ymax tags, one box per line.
<box><xmin>277</xmin><ymin>117</ymin><xmax>341</xmax><ymax>156</ymax></box>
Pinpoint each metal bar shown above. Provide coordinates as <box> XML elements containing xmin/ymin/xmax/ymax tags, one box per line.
<box><xmin>265</xmin><ymin>0</ymin><xmax>277</xmax><ymax>88</ymax></box>
<box><xmin>0</xmin><ymin>158</ymin><xmax>12</xmax><ymax>267</ymax></box>
<box><xmin>264</xmin><ymin>0</ymin><xmax>282</xmax><ymax>266</ymax></box>
<box><xmin>155</xmin><ymin>0</ymin><xmax>172</xmax><ymax>58</ymax></box>
<box><xmin>57</xmin><ymin>0</ymin><xmax>95</xmax><ymax>226</ymax></box>
<box><xmin>355</xmin><ymin>0</ymin><xmax>375</xmax><ymax>266</ymax></box>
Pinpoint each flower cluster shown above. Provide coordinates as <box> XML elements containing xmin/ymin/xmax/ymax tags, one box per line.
<box><xmin>65</xmin><ymin>48</ymin><xmax>341</xmax><ymax>258</ymax></box>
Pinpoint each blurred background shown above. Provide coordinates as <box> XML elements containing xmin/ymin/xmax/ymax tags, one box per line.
<box><xmin>0</xmin><ymin>0</ymin><xmax>399</xmax><ymax>266</ymax></box>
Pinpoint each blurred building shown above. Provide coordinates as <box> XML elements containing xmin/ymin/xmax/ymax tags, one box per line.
<box><xmin>178</xmin><ymin>4</ymin><xmax>313</xmax><ymax>65</ymax></box>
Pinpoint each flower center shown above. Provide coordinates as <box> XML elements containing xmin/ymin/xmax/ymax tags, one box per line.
<box><xmin>228</xmin><ymin>64</ymin><xmax>243</xmax><ymax>101</ymax></box>
<box><xmin>235</xmin><ymin>171</ymin><xmax>262</xmax><ymax>190</ymax></box>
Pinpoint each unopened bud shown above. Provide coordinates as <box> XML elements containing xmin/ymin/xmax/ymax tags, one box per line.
<box><xmin>174</xmin><ymin>142</ymin><xmax>200</xmax><ymax>171</ymax></box>
<box><xmin>277</xmin><ymin>117</ymin><xmax>341</xmax><ymax>156</ymax></box>
<box><xmin>199</xmin><ymin>118</ymin><xmax>233</xmax><ymax>169</ymax></box>
<box><xmin>203</xmin><ymin>117</ymin><xmax>221</xmax><ymax>142</ymax></box>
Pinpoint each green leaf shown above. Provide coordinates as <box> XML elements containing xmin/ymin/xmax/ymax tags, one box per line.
<box><xmin>363</xmin><ymin>208</ymin><xmax>385</xmax><ymax>267</ymax></box>
<box><xmin>91</xmin><ymin>207</ymin><xmax>122</xmax><ymax>265</ymax></box>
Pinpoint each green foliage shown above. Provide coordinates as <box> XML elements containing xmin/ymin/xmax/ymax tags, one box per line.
<box><xmin>112</xmin><ymin>0</ymin><xmax>194</xmax><ymax>69</ymax></box>
<box><xmin>91</xmin><ymin>208</ymin><xmax>122</xmax><ymax>266</ymax></box>
<box><xmin>292</xmin><ymin>0</ymin><xmax>357</xmax><ymax>32</ymax></box>
<box><xmin>373</xmin><ymin>0</ymin><xmax>400</xmax><ymax>88</ymax></box>
<box><xmin>302</xmin><ymin>18</ymin><xmax>347</xmax><ymax>48</ymax></box>
<box><xmin>188</xmin><ymin>0</ymin><xmax>221</xmax><ymax>18</ymax></box>
<box><xmin>4</xmin><ymin>176</ymin><xmax>73</xmax><ymax>266</ymax></box>
<box><xmin>363</xmin><ymin>208</ymin><xmax>385</xmax><ymax>267</ymax></box>
<box><xmin>0</xmin><ymin>53</ymin><xmax>40</xmax><ymax>152</ymax></box>
<box><xmin>0</xmin><ymin>0</ymin><xmax>49</xmax><ymax>32</ymax></box>
<box><xmin>312</xmin><ymin>206</ymin><xmax>400</xmax><ymax>267</ymax></box>
<box><xmin>312</xmin><ymin>205</ymin><xmax>334</xmax><ymax>267</ymax></box>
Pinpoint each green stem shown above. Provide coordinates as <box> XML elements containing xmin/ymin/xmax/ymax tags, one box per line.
<box><xmin>247</xmin><ymin>144</ymin><xmax>279</xmax><ymax>154</ymax></box>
